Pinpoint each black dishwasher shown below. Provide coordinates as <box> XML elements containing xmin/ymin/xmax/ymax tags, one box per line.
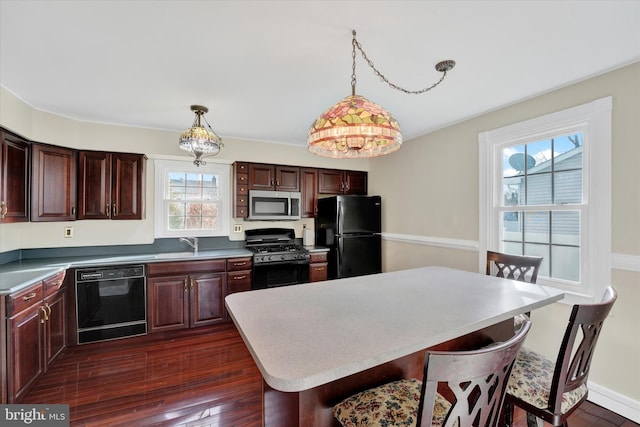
<box><xmin>75</xmin><ymin>265</ymin><xmax>147</xmax><ymax>344</ymax></box>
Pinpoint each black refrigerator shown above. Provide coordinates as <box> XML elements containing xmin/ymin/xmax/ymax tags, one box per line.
<box><xmin>315</xmin><ymin>195</ymin><xmax>382</xmax><ymax>279</ymax></box>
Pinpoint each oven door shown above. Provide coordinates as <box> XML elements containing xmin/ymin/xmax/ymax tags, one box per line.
<box><xmin>252</xmin><ymin>259</ymin><xmax>310</xmax><ymax>289</ymax></box>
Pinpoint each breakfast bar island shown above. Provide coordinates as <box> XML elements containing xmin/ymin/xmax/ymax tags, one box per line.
<box><xmin>225</xmin><ymin>266</ymin><xmax>564</xmax><ymax>426</ymax></box>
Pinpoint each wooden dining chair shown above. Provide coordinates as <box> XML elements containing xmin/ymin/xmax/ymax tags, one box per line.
<box><xmin>486</xmin><ymin>250</ymin><xmax>543</xmax><ymax>330</ymax></box>
<box><xmin>485</xmin><ymin>250</ymin><xmax>543</xmax><ymax>284</ymax></box>
<box><xmin>504</xmin><ymin>286</ymin><xmax>617</xmax><ymax>427</ymax></box>
<box><xmin>333</xmin><ymin>320</ymin><xmax>532</xmax><ymax>427</ymax></box>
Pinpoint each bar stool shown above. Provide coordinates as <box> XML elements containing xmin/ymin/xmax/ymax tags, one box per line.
<box><xmin>333</xmin><ymin>320</ymin><xmax>532</xmax><ymax>427</ymax></box>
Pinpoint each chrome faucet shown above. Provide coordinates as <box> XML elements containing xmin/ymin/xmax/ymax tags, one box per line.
<box><xmin>179</xmin><ymin>237</ymin><xmax>199</xmax><ymax>253</ymax></box>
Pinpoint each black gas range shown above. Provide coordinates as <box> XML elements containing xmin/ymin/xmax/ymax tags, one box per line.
<box><xmin>245</xmin><ymin>228</ymin><xmax>310</xmax><ymax>289</ymax></box>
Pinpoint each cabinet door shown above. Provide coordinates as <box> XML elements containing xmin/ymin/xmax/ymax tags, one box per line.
<box><xmin>77</xmin><ymin>151</ymin><xmax>111</xmax><ymax>219</ymax></box>
<box><xmin>8</xmin><ymin>304</ymin><xmax>44</xmax><ymax>402</ymax></box>
<box><xmin>111</xmin><ymin>153</ymin><xmax>145</xmax><ymax>219</ymax></box>
<box><xmin>309</xmin><ymin>263</ymin><xmax>328</xmax><ymax>282</ymax></box>
<box><xmin>300</xmin><ymin>168</ymin><xmax>318</xmax><ymax>217</ymax></box>
<box><xmin>31</xmin><ymin>143</ymin><xmax>77</xmax><ymax>221</ymax></box>
<box><xmin>344</xmin><ymin>170</ymin><xmax>368</xmax><ymax>195</ymax></box>
<box><xmin>44</xmin><ymin>290</ymin><xmax>66</xmax><ymax>366</ymax></box>
<box><xmin>249</xmin><ymin>163</ymin><xmax>276</xmax><ymax>190</ymax></box>
<box><xmin>0</xmin><ymin>131</ymin><xmax>30</xmax><ymax>223</ymax></box>
<box><xmin>147</xmin><ymin>276</ymin><xmax>189</xmax><ymax>332</ymax></box>
<box><xmin>190</xmin><ymin>273</ymin><xmax>226</xmax><ymax>328</ymax></box>
<box><xmin>275</xmin><ymin>166</ymin><xmax>300</xmax><ymax>191</ymax></box>
<box><xmin>318</xmin><ymin>169</ymin><xmax>344</xmax><ymax>194</ymax></box>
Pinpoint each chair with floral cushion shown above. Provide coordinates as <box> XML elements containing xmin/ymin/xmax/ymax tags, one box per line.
<box><xmin>333</xmin><ymin>320</ymin><xmax>531</xmax><ymax>427</ymax></box>
<box><xmin>504</xmin><ymin>286</ymin><xmax>617</xmax><ymax>427</ymax></box>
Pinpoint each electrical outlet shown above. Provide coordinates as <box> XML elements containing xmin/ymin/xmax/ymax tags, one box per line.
<box><xmin>64</xmin><ymin>226</ymin><xmax>73</xmax><ymax>238</ymax></box>
<box><xmin>233</xmin><ymin>224</ymin><xmax>243</xmax><ymax>233</ymax></box>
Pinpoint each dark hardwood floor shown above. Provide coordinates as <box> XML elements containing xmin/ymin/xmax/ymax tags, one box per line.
<box><xmin>21</xmin><ymin>323</ymin><xmax>638</xmax><ymax>427</ymax></box>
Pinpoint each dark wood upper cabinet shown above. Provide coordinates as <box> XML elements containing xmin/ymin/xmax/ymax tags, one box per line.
<box><xmin>77</xmin><ymin>151</ymin><xmax>145</xmax><ymax>220</ymax></box>
<box><xmin>0</xmin><ymin>129</ymin><xmax>30</xmax><ymax>223</ymax></box>
<box><xmin>77</xmin><ymin>151</ymin><xmax>110</xmax><ymax>219</ymax></box>
<box><xmin>233</xmin><ymin>161</ymin><xmax>367</xmax><ymax>219</ymax></box>
<box><xmin>249</xmin><ymin>164</ymin><xmax>300</xmax><ymax>192</ymax></box>
<box><xmin>31</xmin><ymin>143</ymin><xmax>77</xmax><ymax>222</ymax></box>
<box><xmin>318</xmin><ymin>169</ymin><xmax>367</xmax><ymax>195</ymax></box>
<box><xmin>300</xmin><ymin>167</ymin><xmax>318</xmax><ymax>218</ymax></box>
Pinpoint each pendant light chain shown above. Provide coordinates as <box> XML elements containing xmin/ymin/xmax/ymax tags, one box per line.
<box><xmin>351</xmin><ymin>30</ymin><xmax>454</xmax><ymax>95</ymax></box>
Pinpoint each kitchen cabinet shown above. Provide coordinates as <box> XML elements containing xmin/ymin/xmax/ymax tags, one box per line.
<box><xmin>226</xmin><ymin>257</ymin><xmax>252</xmax><ymax>296</ymax></box>
<box><xmin>146</xmin><ymin>260</ymin><xmax>227</xmax><ymax>333</ymax></box>
<box><xmin>77</xmin><ymin>151</ymin><xmax>146</xmax><ymax>220</ymax></box>
<box><xmin>249</xmin><ymin>163</ymin><xmax>300</xmax><ymax>192</ymax></box>
<box><xmin>233</xmin><ymin>162</ymin><xmax>249</xmax><ymax>218</ymax></box>
<box><xmin>0</xmin><ymin>129</ymin><xmax>30</xmax><ymax>223</ymax></box>
<box><xmin>318</xmin><ymin>169</ymin><xmax>367</xmax><ymax>195</ymax></box>
<box><xmin>300</xmin><ymin>167</ymin><xmax>318</xmax><ymax>218</ymax></box>
<box><xmin>309</xmin><ymin>251</ymin><xmax>328</xmax><ymax>282</ymax></box>
<box><xmin>31</xmin><ymin>143</ymin><xmax>77</xmax><ymax>222</ymax></box>
<box><xmin>5</xmin><ymin>271</ymin><xmax>67</xmax><ymax>403</ymax></box>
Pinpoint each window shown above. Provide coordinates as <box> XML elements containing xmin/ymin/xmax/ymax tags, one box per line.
<box><xmin>479</xmin><ymin>97</ymin><xmax>611</xmax><ymax>302</ymax></box>
<box><xmin>154</xmin><ymin>159</ymin><xmax>230</xmax><ymax>238</ymax></box>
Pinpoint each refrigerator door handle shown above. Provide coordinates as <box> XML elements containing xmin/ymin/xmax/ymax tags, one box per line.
<box><xmin>337</xmin><ymin>201</ymin><xmax>343</xmax><ymax>233</ymax></box>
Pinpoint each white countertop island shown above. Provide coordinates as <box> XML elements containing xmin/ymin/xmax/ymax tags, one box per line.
<box><xmin>225</xmin><ymin>266</ymin><xmax>564</xmax><ymax>426</ymax></box>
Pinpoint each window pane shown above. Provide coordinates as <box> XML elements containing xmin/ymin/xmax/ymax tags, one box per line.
<box><xmin>551</xmin><ymin>245</ymin><xmax>580</xmax><ymax>282</ymax></box>
<box><xmin>524</xmin><ymin>243</ymin><xmax>549</xmax><ymax>277</ymax></box>
<box><xmin>524</xmin><ymin>211</ymin><xmax>549</xmax><ymax>243</ymax></box>
<box><xmin>503</xmin><ymin>145</ymin><xmax>528</xmax><ymax>178</ymax></box>
<box><xmin>503</xmin><ymin>177</ymin><xmax>523</xmax><ymax>207</ymax></box>
<box><xmin>527</xmin><ymin>139</ymin><xmax>553</xmax><ymax>167</ymax></box>
<box><xmin>554</xmin><ymin>134</ymin><xmax>582</xmax><ymax>172</ymax></box>
<box><xmin>526</xmin><ymin>173</ymin><xmax>552</xmax><ymax>205</ymax></box>
<box><xmin>502</xmin><ymin>211</ymin><xmax>522</xmax><ymax>242</ymax></box>
<box><xmin>168</xmin><ymin>216</ymin><xmax>185</xmax><ymax>230</ymax></box>
<box><xmin>554</xmin><ymin>169</ymin><xmax>582</xmax><ymax>204</ymax></box>
<box><xmin>503</xmin><ymin>241</ymin><xmax>522</xmax><ymax>255</ymax></box>
<box><xmin>552</xmin><ymin>211</ymin><xmax>580</xmax><ymax>246</ymax></box>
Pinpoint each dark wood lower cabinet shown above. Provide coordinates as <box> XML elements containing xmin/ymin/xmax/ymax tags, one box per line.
<box><xmin>5</xmin><ymin>272</ymin><xmax>67</xmax><ymax>403</ymax></box>
<box><xmin>7</xmin><ymin>300</ymin><xmax>44</xmax><ymax>403</ymax></box>
<box><xmin>309</xmin><ymin>251</ymin><xmax>329</xmax><ymax>282</ymax></box>
<box><xmin>147</xmin><ymin>272</ymin><xmax>226</xmax><ymax>332</ymax></box>
<box><xmin>146</xmin><ymin>260</ymin><xmax>229</xmax><ymax>333</ymax></box>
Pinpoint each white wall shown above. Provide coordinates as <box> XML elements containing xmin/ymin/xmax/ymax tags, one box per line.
<box><xmin>369</xmin><ymin>62</ymin><xmax>640</xmax><ymax>420</ymax></box>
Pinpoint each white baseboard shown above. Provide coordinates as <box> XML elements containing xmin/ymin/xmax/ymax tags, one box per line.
<box><xmin>588</xmin><ymin>381</ymin><xmax>640</xmax><ymax>423</ymax></box>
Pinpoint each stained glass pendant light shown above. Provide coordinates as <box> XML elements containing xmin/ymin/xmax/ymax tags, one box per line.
<box><xmin>308</xmin><ymin>30</ymin><xmax>455</xmax><ymax>158</ymax></box>
<box><xmin>179</xmin><ymin>105</ymin><xmax>223</xmax><ymax>166</ymax></box>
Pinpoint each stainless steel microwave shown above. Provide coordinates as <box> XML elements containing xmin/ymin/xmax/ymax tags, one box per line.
<box><xmin>247</xmin><ymin>190</ymin><xmax>301</xmax><ymax>221</ymax></box>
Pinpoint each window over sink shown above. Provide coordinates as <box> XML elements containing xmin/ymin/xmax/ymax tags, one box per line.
<box><xmin>154</xmin><ymin>159</ymin><xmax>230</xmax><ymax>238</ymax></box>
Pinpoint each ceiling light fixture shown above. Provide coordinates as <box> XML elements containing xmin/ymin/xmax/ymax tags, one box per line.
<box><xmin>178</xmin><ymin>105</ymin><xmax>223</xmax><ymax>166</ymax></box>
<box><xmin>308</xmin><ymin>30</ymin><xmax>455</xmax><ymax>158</ymax></box>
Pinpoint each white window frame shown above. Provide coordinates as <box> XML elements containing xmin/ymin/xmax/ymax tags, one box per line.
<box><xmin>154</xmin><ymin>159</ymin><xmax>230</xmax><ymax>238</ymax></box>
<box><xmin>479</xmin><ymin>97</ymin><xmax>612</xmax><ymax>304</ymax></box>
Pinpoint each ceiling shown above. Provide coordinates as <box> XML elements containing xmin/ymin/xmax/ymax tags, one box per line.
<box><xmin>1</xmin><ymin>1</ymin><xmax>639</xmax><ymax>148</ymax></box>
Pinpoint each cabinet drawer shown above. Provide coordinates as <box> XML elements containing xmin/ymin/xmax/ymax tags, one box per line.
<box><xmin>227</xmin><ymin>271</ymin><xmax>251</xmax><ymax>294</ymax></box>
<box><xmin>7</xmin><ymin>282</ymin><xmax>43</xmax><ymax>316</ymax></box>
<box><xmin>43</xmin><ymin>271</ymin><xmax>66</xmax><ymax>296</ymax></box>
<box><xmin>235</xmin><ymin>162</ymin><xmax>249</xmax><ymax>173</ymax></box>
<box><xmin>147</xmin><ymin>259</ymin><xmax>226</xmax><ymax>276</ymax></box>
<box><xmin>309</xmin><ymin>252</ymin><xmax>328</xmax><ymax>263</ymax></box>
<box><xmin>227</xmin><ymin>257</ymin><xmax>252</xmax><ymax>271</ymax></box>
<box><xmin>236</xmin><ymin>183</ymin><xmax>248</xmax><ymax>196</ymax></box>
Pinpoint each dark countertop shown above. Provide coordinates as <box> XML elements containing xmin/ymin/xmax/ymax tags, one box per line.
<box><xmin>0</xmin><ymin>248</ymin><xmax>253</xmax><ymax>295</ymax></box>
